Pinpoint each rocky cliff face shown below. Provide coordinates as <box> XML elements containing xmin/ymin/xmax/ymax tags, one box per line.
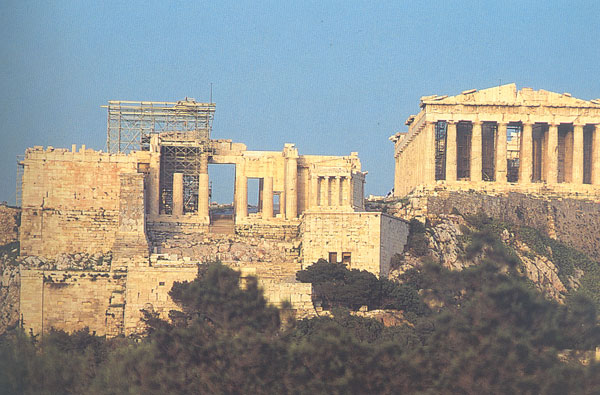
<box><xmin>390</xmin><ymin>214</ymin><xmax>587</xmax><ymax>303</ymax></box>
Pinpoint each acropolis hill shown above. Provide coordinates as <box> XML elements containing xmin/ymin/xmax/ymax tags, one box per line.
<box><xmin>4</xmin><ymin>84</ymin><xmax>600</xmax><ymax>337</ymax></box>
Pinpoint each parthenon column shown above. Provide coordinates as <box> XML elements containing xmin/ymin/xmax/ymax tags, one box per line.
<box><xmin>592</xmin><ymin>125</ymin><xmax>600</xmax><ymax>185</ymax></box>
<box><xmin>547</xmin><ymin>123</ymin><xmax>559</xmax><ymax>184</ymax></box>
<box><xmin>471</xmin><ymin>121</ymin><xmax>482</xmax><ymax>182</ymax></box>
<box><xmin>519</xmin><ymin>122</ymin><xmax>533</xmax><ymax>183</ymax></box>
<box><xmin>234</xmin><ymin>162</ymin><xmax>247</xmax><ymax>220</ymax></box>
<box><xmin>198</xmin><ymin>155</ymin><xmax>209</xmax><ymax>223</ymax></box>
<box><xmin>284</xmin><ymin>147</ymin><xmax>298</xmax><ymax>219</ymax></box>
<box><xmin>172</xmin><ymin>172</ymin><xmax>183</xmax><ymax>216</ymax></box>
<box><xmin>446</xmin><ymin>121</ymin><xmax>457</xmax><ymax>182</ymax></box>
<box><xmin>425</xmin><ymin>121</ymin><xmax>436</xmax><ymax>183</ymax></box>
<box><xmin>341</xmin><ymin>177</ymin><xmax>349</xmax><ymax>207</ymax></box>
<box><xmin>573</xmin><ymin>123</ymin><xmax>584</xmax><ymax>184</ymax></box>
<box><xmin>495</xmin><ymin>122</ymin><xmax>507</xmax><ymax>183</ymax></box>
<box><xmin>262</xmin><ymin>176</ymin><xmax>273</xmax><ymax>219</ymax></box>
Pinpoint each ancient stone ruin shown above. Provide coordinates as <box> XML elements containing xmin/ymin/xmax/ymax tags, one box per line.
<box><xmin>17</xmin><ymin>99</ymin><xmax>408</xmax><ymax>336</ymax></box>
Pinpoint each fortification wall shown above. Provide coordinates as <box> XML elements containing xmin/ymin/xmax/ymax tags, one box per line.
<box><xmin>0</xmin><ymin>205</ymin><xmax>19</xmax><ymax>246</ymax></box>
<box><xmin>20</xmin><ymin>269</ymin><xmax>127</xmax><ymax>337</ymax></box>
<box><xmin>379</xmin><ymin>214</ymin><xmax>409</xmax><ymax>277</ymax></box>
<box><xmin>427</xmin><ymin>190</ymin><xmax>600</xmax><ymax>261</ymax></box>
<box><xmin>19</xmin><ymin>147</ymin><xmax>144</xmax><ymax>257</ymax></box>
<box><xmin>302</xmin><ymin>212</ymin><xmax>383</xmax><ymax>275</ymax></box>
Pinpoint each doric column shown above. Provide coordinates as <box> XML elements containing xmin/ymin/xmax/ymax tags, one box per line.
<box><xmin>262</xmin><ymin>176</ymin><xmax>273</xmax><ymax>219</ymax></box>
<box><xmin>547</xmin><ymin>123</ymin><xmax>559</xmax><ymax>184</ymax></box>
<box><xmin>148</xmin><ymin>156</ymin><xmax>160</xmax><ymax>215</ymax></box>
<box><xmin>333</xmin><ymin>176</ymin><xmax>342</xmax><ymax>205</ymax></box>
<box><xmin>592</xmin><ymin>125</ymin><xmax>600</xmax><ymax>185</ymax></box>
<box><xmin>470</xmin><ymin>121</ymin><xmax>482</xmax><ymax>182</ymax></box>
<box><xmin>172</xmin><ymin>172</ymin><xmax>183</xmax><ymax>216</ymax></box>
<box><xmin>445</xmin><ymin>121</ymin><xmax>457</xmax><ymax>182</ymax></box>
<box><xmin>320</xmin><ymin>177</ymin><xmax>329</xmax><ymax>206</ymax></box>
<box><xmin>519</xmin><ymin>122</ymin><xmax>533</xmax><ymax>183</ymax></box>
<box><xmin>425</xmin><ymin>121</ymin><xmax>436</xmax><ymax>183</ymax></box>
<box><xmin>341</xmin><ymin>177</ymin><xmax>349</xmax><ymax>206</ymax></box>
<box><xmin>573</xmin><ymin>123</ymin><xmax>584</xmax><ymax>184</ymax></box>
<box><xmin>234</xmin><ymin>162</ymin><xmax>247</xmax><ymax>220</ymax></box>
<box><xmin>197</xmin><ymin>155</ymin><xmax>209</xmax><ymax>223</ymax></box>
<box><xmin>284</xmin><ymin>156</ymin><xmax>298</xmax><ymax>219</ymax></box>
<box><xmin>309</xmin><ymin>175</ymin><xmax>319</xmax><ymax>208</ymax></box>
<box><xmin>495</xmin><ymin>122</ymin><xmax>508</xmax><ymax>183</ymax></box>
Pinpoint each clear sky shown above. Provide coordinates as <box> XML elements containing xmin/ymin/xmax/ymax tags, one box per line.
<box><xmin>1</xmin><ymin>1</ymin><xmax>599</xmax><ymax>204</ymax></box>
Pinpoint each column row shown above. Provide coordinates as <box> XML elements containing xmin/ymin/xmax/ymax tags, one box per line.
<box><xmin>312</xmin><ymin>176</ymin><xmax>350</xmax><ymax>207</ymax></box>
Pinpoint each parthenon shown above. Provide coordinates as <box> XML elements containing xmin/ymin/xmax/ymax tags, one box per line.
<box><xmin>391</xmin><ymin>84</ymin><xmax>600</xmax><ymax>197</ymax></box>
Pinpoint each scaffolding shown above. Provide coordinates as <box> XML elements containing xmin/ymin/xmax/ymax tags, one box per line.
<box><xmin>435</xmin><ymin>121</ymin><xmax>447</xmax><ymax>180</ymax></box>
<box><xmin>103</xmin><ymin>98</ymin><xmax>215</xmax><ymax>153</ymax></box>
<box><xmin>507</xmin><ymin>124</ymin><xmax>521</xmax><ymax>183</ymax></box>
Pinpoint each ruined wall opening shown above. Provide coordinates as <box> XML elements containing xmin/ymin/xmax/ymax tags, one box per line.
<box><xmin>532</xmin><ymin>124</ymin><xmax>547</xmax><ymax>182</ymax></box>
<box><xmin>482</xmin><ymin>122</ymin><xmax>496</xmax><ymax>181</ymax></box>
<box><xmin>435</xmin><ymin>121</ymin><xmax>447</xmax><ymax>180</ymax></box>
<box><xmin>507</xmin><ymin>123</ymin><xmax>522</xmax><ymax>183</ymax></box>
<box><xmin>558</xmin><ymin>124</ymin><xmax>573</xmax><ymax>183</ymax></box>
<box><xmin>583</xmin><ymin>125</ymin><xmax>594</xmax><ymax>184</ymax></box>
<box><xmin>208</xmin><ymin>163</ymin><xmax>235</xmax><ymax>220</ymax></box>
<box><xmin>159</xmin><ymin>146</ymin><xmax>203</xmax><ymax>214</ymax></box>
<box><xmin>247</xmin><ymin>178</ymin><xmax>260</xmax><ymax>214</ymax></box>
<box><xmin>456</xmin><ymin>122</ymin><xmax>472</xmax><ymax>179</ymax></box>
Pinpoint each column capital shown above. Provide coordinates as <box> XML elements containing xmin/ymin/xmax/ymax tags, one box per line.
<box><xmin>447</xmin><ymin>120</ymin><xmax>457</xmax><ymax>125</ymax></box>
<box><xmin>497</xmin><ymin>121</ymin><xmax>508</xmax><ymax>126</ymax></box>
<box><xmin>522</xmin><ymin>121</ymin><xmax>534</xmax><ymax>126</ymax></box>
<box><xmin>573</xmin><ymin>122</ymin><xmax>586</xmax><ymax>128</ymax></box>
<box><xmin>472</xmin><ymin>120</ymin><xmax>483</xmax><ymax>126</ymax></box>
<box><xmin>548</xmin><ymin>122</ymin><xmax>559</xmax><ymax>127</ymax></box>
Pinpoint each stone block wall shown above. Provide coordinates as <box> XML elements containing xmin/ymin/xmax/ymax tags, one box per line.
<box><xmin>302</xmin><ymin>212</ymin><xmax>384</xmax><ymax>275</ymax></box>
<box><xmin>20</xmin><ymin>269</ymin><xmax>127</xmax><ymax>337</ymax></box>
<box><xmin>0</xmin><ymin>204</ymin><xmax>19</xmax><ymax>246</ymax></box>
<box><xmin>379</xmin><ymin>214</ymin><xmax>409</xmax><ymax>277</ymax></box>
<box><xmin>19</xmin><ymin>147</ymin><xmax>142</xmax><ymax>257</ymax></box>
<box><xmin>394</xmin><ymin>123</ymin><xmax>432</xmax><ymax>196</ymax></box>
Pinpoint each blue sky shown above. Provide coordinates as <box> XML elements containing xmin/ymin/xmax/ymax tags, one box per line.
<box><xmin>1</xmin><ymin>1</ymin><xmax>599</xmax><ymax>204</ymax></box>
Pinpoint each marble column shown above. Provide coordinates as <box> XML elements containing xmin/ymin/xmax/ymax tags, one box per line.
<box><xmin>573</xmin><ymin>123</ymin><xmax>584</xmax><ymax>184</ymax></box>
<box><xmin>547</xmin><ymin>123</ymin><xmax>559</xmax><ymax>184</ymax></box>
<box><xmin>320</xmin><ymin>177</ymin><xmax>329</xmax><ymax>206</ymax></box>
<box><xmin>425</xmin><ymin>121</ymin><xmax>436</xmax><ymax>183</ymax></box>
<box><xmin>341</xmin><ymin>177</ymin><xmax>349</xmax><ymax>206</ymax></box>
<box><xmin>495</xmin><ymin>122</ymin><xmax>508</xmax><ymax>183</ymax></box>
<box><xmin>197</xmin><ymin>155</ymin><xmax>209</xmax><ymax>223</ymax></box>
<box><xmin>262</xmin><ymin>176</ymin><xmax>273</xmax><ymax>219</ymax></box>
<box><xmin>471</xmin><ymin>121</ymin><xmax>482</xmax><ymax>182</ymax></box>
<box><xmin>446</xmin><ymin>121</ymin><xmax>457</xmax><ymax>182</ymax></box>
<box><xmin>309</xmin><ymin>175</ymin><xmax>319</xmax><ymax>208</ymax></box>
<box><xmin>592</xmin><ymin>125</ymin><xmax>600</xmax><ymax>185</ymax></box>
<box><xmin>172</xmin><ymin>172</ymin><xmax>184</xmax><ymax>216</ymax></box>
<box><xmin>519</xmin><ymin>122</ymin><xmax>533</xmax><ymax>183</ymax></box>
<box><xmin>284</xmin><ymin>157</ymin><xmax>298</xmax><ymax>219</ymax></box>
<box><xmin>332</xmin><ymin>176</ymin><xmax>341</xmax><ymax>206</ymax></box>
<box><xmin>234</xmin><ymin>162</ymin><xmax>247</xmax><ymax>220</ymax></box>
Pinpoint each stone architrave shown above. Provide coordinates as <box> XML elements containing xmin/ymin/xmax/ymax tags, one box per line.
<box><xmin>471</xmin><ymin>121</ymin><xmax>482</xmax><ymax>182</ymax></box>
<box><xmin>446</xmin><ymin>121</ymin><xmax>457</xmax><ymax>182</ymax></box>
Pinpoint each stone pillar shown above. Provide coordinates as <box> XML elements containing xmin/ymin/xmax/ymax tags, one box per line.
<box><xmin>148</xmin><ymin>156</ymin><xmax>160</xmax><ymax>215</ymax></box>
<box><xmin>331</xmin><ymin>177</ymin><xmax>341</xmax><ymax>206</ymax></box>
<box><xmin>341</xmin><ymin>177</ymin><xmax>349</xmax><ymax>206</ymax></box>
<box><xmin>470</xmin><ymin>121</ymin><xmax>482</xmax><ymax>182</ymax></box>
<box><xmin>309</xmin><ymin>175</ymin><xmax>319</xmax><ymax>208</ymax></box>
<box><xmin>446</xmin><ymin>121</ymin><xmax>457</xmax><ymax>182</ymax></box>
<box><xmin>197</xmin><ymin>155</ymin><xmax>209</xmax><ymax>223</ymax></box>
<box><xmin>172</xmin><ymin>172</ymin><xmax>183</xmax><ymax>216</ymax></box>
<box><xmin>258</xmin><ymin>178</ymin><xmax>264</xmax><ymax>212</ymax></box>
<box><xmin>234</xmin><ymin>162</ymin><xmax>247</xmax><ymax>220</ymax></box>
<box><xmin>495</xmin><ymin>122</ymin><xmax>508</xmax><ymax>183</ymax></box>
<box><xmin>284</xmin><ymin>157</ymin><xmax>298</xmax><ymax>219</ymax></box>
<box><xmin>573</xmin><ymin>123</ymin><xmax>584</xmax><ymax>184</ymax></box>
<box><xmin>262</xmin><ymin>176</ymin><xmax>273</xmax><ymax>219</ymax></box>
<box><xmin>547</xmin><ymin>123</ymin><xmax>559</xmax><ymax>184</ymax></box>
<box><xmin>592</xmin><ymin>125</ymin><xmax>600</xmax><ymax>185</ymax></box>
<box><xmin>425</xmin><ymin>121</ymin><xmax>436</xmax><ymax>183</ymax></box>
<box><xmin>519</xmin><ymin>122</ymin><xmax>533</xmax><ymax>183</ymax></box>
<box><xmin>320</xmin><ymin>177</ymin><xmax>329</xmax><ymax>206</ymax></box>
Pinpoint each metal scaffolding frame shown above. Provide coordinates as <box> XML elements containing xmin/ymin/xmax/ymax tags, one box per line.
<box><xmin>103</xmin><ymin>98</ymin><xmax>215</xmax><ymax>153</ymax></box>
<box><xmin>435</xmin><ymin>121</ymin><xmax>447</xmax><ymax>180</ymax></box>
<box><xmin>456</xmin><ymin>122</ymin><xmax>472</xmax><ymax>179</ymax></box>
<box><xmin>507</xmin><ymin>123</ymin><xmax>522</xmax><ymax>183</ymax></box>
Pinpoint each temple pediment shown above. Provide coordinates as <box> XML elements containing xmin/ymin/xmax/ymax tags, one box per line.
<box><xmin>421</xmin><ymin>83</ymin><xmax>600</xmax><ymax>108</ymax></box>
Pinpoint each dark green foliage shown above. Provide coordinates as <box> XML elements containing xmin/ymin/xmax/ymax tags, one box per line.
<box><xmin>406</xmin><ymin>218</ymin><xmax>429</xmax><ymax>256</ymax></box>
<box><xmin>296</xmin><ymin>259</ymin><xmax>425</xmax><ymax>314</ymax></box>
